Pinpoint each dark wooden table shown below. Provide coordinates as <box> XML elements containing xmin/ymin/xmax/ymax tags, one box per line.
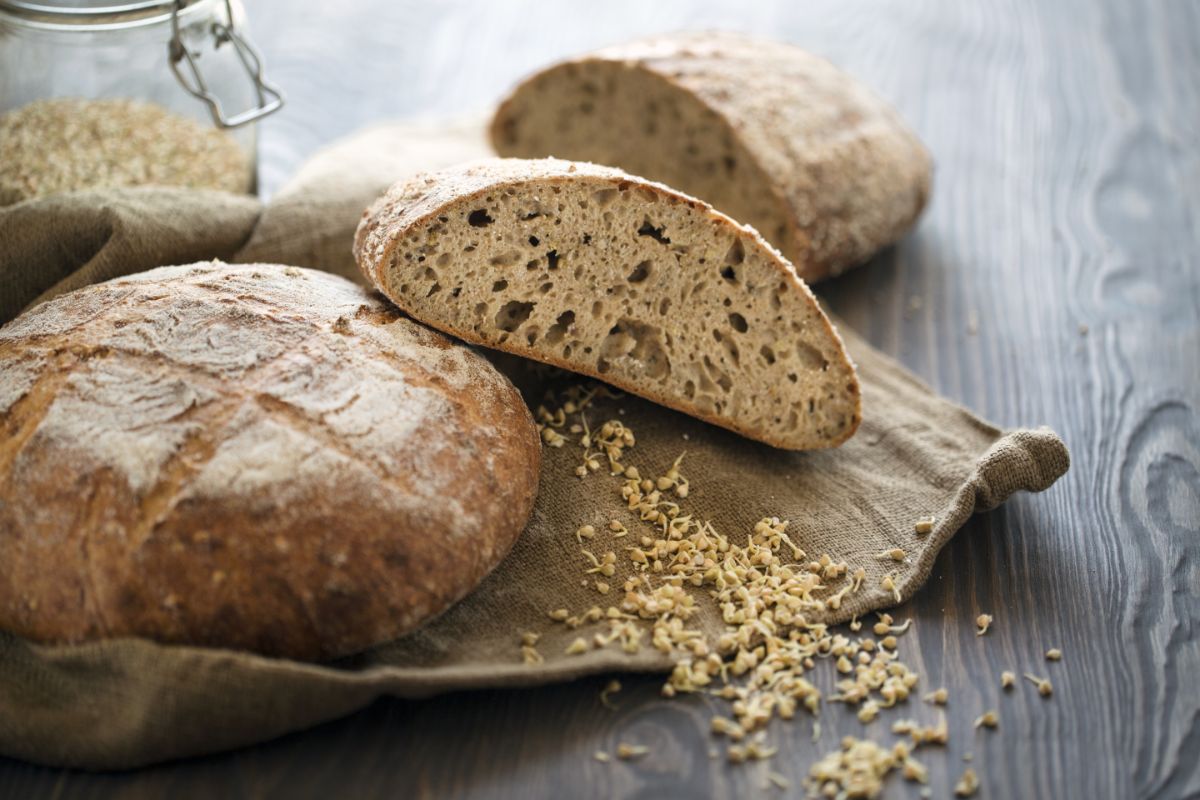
<box><xmin>2</xmin><ymin>1</ymin><xmax>1197</xmax><ymax>797</ymax></box>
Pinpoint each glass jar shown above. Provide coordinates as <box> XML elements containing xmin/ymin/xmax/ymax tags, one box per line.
<box><xmin>0</xmin><ymin>0</ymin><xmax>282</xmax><ymax>203</ymax></box>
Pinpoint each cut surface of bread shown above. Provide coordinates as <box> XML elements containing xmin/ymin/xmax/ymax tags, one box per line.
<box><xmin>356</xmin><ymin>158</ymin><xmax>861</xmax><ymax>450</ymax></box>
<box><xmin>490</xmin><ymin>31</ymin><xmax>932</xmax><ymax>283</ymax></box>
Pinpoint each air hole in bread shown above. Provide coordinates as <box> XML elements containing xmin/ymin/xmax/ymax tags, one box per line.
<box><xmin>702</xmin><ymin>355</ymin><xmax>732</xmax><ymax>393</ymax></box>
<box><xmin>760</xmin><ymin>344</ymin><xmax>776</xmax><ymax>365</ymax></box>
<box><xmin>637</xmin><ymin>218</ymin><xmax>671</xmax><ymax>244</ymax></box>
<box><xmin>599</xmin><ymin>318</ymin><xmax>670</xmax><ymax>380</ymax></box>
<box><xmin>724</xmin><ymin>238</ymin><xmax>745</xmax><ymax>266</ymax></box>
<box><xmin>546</xmin><ymin>250</ymin><xmax>560</xmax><ymax>270</ymax></box>
<box><xmin>592</xmin><ymin>188</ymin><xmax>618</xmax><ymax>207</ymax></box>
<box><xmin>546</xmin><ymin>309</ymin><xmax>575</xmax><ymax>344</ymax></box>
<box><xmin>796</xmin><ymin>341</ymin><xmax>830</xmax><ymax>371</ymax></box>
<box><xmin>468</xmin><ymin>209</ymin><xmax>494</xmax><ymax>227</ymax></box>
<box><xmin>426</xmin><ymin>283</ymin><xmax>441</xmax><ymax>297</ymax></box>
<box><xmin>528</xmin><ymin>235</ymin><xmax>539</xmax><ymax>246</ymax></box>
<box><xmin>720</xmin><ymin>265</ymin><xmax>737</xmax><ymax>282</ymax></box>
<box><xmin>627</xmin><ymin>260</ymin><xmax>651</xmax><ymax>283</ymax></box>
<box><xmin>495</xmin><ymin>300</ymin><xmax>534</xmax><ymax>332</ymax></box>
<box><xmin>729</xmin><ymin>312</ymin><xmax>748</xmax><ymax>333</ymax></box>
<box><xmin>492</xmin><ymin>279</ymin><xmax>508</xmax><ymax>292</ymax></box>
<box><xmin>723</xmin><ymin>338</ymin><xmax>740</xmax><ymax>367</ymax></box>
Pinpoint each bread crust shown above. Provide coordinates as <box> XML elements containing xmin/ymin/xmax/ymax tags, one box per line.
<box><xmin>0</xmin><ymin>262</ymin><xmax>540</xmax><ymax>661</ymax></box>
<box><xmin>355</xmin><ymin>158</ymin><xmax>861</xmax><ymax>450</ymax></box>
<box><xmin>490</xmin><ymin>31</ymin><xmax>932</xmax><ymax>283</ymax></box>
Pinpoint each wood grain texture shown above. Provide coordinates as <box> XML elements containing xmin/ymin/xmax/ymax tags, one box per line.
<box><xmin>0</xmin><ymin>0</ymin><xmax>1195</xmax><ymax>797</ymax></box>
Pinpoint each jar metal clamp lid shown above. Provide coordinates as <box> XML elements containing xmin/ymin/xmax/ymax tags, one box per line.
<box><xmin>0</xmin><ymin>0</ymin><xmax>284</xmax><ymax>128</ymax></box>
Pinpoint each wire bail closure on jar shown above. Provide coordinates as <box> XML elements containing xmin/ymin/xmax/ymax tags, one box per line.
<box><xmin>168</xmin><ymin>0</ymin><xmax>283</xmax><ymax>128</ymax></box>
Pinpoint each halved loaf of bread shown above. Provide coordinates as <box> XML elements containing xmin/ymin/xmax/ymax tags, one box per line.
<box><xmin>356</xmin><ymin>158</ymin><xmax>860</xmax><ymax>450</ymax></box>
<box><xmin>491</xmin><ymin>31</ymin><xmax>932</xmax><ymax>284</ymax></box>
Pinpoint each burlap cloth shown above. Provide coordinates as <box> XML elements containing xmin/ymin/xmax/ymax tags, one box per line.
<box><xmin>0</xmin><ymin>120</ymin><xmax>1069</xmax><ymax>770</ymax></box>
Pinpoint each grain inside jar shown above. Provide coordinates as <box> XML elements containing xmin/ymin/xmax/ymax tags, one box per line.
<box><xmin>0</xmin><ymin>97</ymin><xmax>253</xmax><ymax>205</ymax></box>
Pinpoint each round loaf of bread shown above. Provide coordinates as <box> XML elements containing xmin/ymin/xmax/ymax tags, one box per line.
<box><xmin>0</xmin><ymin>262</ymin><xmax>540</xmax><ymax>661</ymax></box>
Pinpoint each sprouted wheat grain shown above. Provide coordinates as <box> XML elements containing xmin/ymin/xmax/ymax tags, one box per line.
<box><xmin>616</xmin><ymin>742</ymin><xmax>648</xmax><ymax>760</ymax></box>
<box><xmin>600</xmin><ymin>679</ymin><xmax>621</xmax><ymax>708</ymax></box>
<box><xmin>523</xmin><ymin>381</ymin><xmax>1039</xmax><ymax>798</ymax></box>
<box><xmin>954</xmin><ymin>767</ymin><xmax>980</xmax><ymax>796</ymax></box>
<box><xmin>973</xmin><ymin>710</ymin><xmax>998</xmax><ymax>729</ymax></box>
<box><xmin>1025</xmin><ymin>673</ymin><xmax>1053</xmax><ymax>697</ymax></box>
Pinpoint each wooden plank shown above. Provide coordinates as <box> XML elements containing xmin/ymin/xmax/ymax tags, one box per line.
<box><xmin>0</xmin><ymin>0</ymin><xmax>1195</xmax><ymax>797</ymax></box>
